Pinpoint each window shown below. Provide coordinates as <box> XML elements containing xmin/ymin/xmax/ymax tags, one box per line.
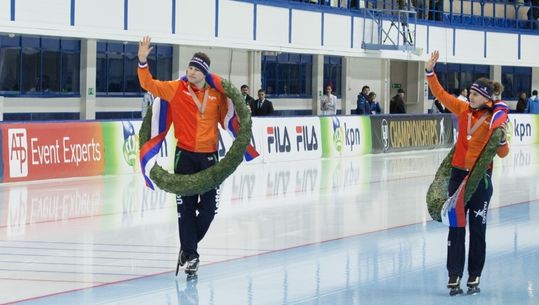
<box><xmin>429</xmin><ymin>63</ymin><xmax>490</xmax><ymax>98</ymax></box>
<box><xmin>501</xmin><ymin>66</ymin><xmax>531</xmax><ymax>100</ymax></box>
<box><xmin>324</xmin><ymin>56</ymin><xmax>342</xmax><ymax>97</ymax></box>
<box><xmin>0</xmin><ymin>35</ymin><xmax>80</xmax><ymax>96</ymax></box>
<box><xmin>262</xmin><ymin>52</ymin><xmax>312</xmax><ymax>98</ymax></box>
<box><xmin>96</xmin><ymin>41</ymin><xmax>173</xmax><ymax>96</ymax></box>
<box><xmin>61</xmin><ymin>40</ymin><xmax>80</xmax><ymax>93</ymax></box>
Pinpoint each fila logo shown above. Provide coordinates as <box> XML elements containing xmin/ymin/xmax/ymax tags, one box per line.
<box><xmin>8</xmin><ymin>129</ymin><xmax>29</xmax><ymax>178</ymax></box>
<box><xmin>295</xmin><ymin>125</ymin><xmax>318</xmax><ymax>152</ymax></box>
<box><xmin>267</xmin><ymin>126</ymin><xmax>291</xmax><ymax>153</ymax></box>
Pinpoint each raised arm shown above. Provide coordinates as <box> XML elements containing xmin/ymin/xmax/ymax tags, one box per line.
<box><xmin>425</xmin><ymin>51</ymin><xmax>468</xmax><ymax>115</ymax></box>
<box><xmin>137</xmin><ymin>36</ymin><xmax>178</xmax><ymax>101</ymax></box>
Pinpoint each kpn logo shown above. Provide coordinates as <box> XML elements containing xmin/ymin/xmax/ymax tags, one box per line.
<box><xmin>122</xmin><ymin>121</ymin><xmax>139</xmax><ymax>167</ymax></box>
<box><xmin>331</xmin><ymin>117</ymin><xmax>361</xmax><ymax>152</ymax></box>
<box><xmin>8</xmin><ymin>128</ymin><xmax>28</xmax><ymax>178</ymax></box>
<box><xmin>331</xmin><ymin>117</ymin><xmax>344</xmax><ymax>153</ymax></box>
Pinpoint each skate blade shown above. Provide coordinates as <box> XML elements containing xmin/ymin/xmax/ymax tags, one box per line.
<box><xmin>175</xmin><ymin>264</ymin><xmax>181</xmax><ymax>276</ymax></box>
<box><xmin>449</xmin><ymin>288</ymin><xmax>463</xmax><ymax>296</ymax></box>
<box><xmin>186</xmin><ymin>273</ymin><xmax>198</xmax><ymax>281</ymax></box>
<box><xmin>467</xmin><ymin>288</ymin><xmax>480</xmax><ymax>295</ymax></box>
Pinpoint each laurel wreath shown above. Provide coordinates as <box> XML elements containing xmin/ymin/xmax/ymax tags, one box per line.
<box><xmin>426</xmin><ymin>128</ymin><xmax>503</xmax><ymax>222</ymax></box>
<box><xmin>139</xmin><ymin>79</ymin><xmax>252</xmax><ymax>196</ymax></box>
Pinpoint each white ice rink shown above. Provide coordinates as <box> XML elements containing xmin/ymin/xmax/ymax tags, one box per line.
<box><xmin>0</xmin><ymin>146</ymin><xmax>538</xmax><ymax>305</ymax></box>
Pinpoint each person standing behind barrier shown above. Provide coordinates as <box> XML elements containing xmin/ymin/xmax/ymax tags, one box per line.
<box><xmin>390</xmin><ymin>88</ymin><xmax>406</xmax><ymax>114</ymax></box>
<box><xmin>526</xmin><ymin>90</ymin><xmax>539</xmax><ymax>113</ymax></box>
<box><xmin>241</xmin><ymin>84</ymin><xmax>255</xmax><ymax>113</ymax></box>
<box><xmin>252</xmin><ymin>89</ymin><xmax>274</xmax><ymax>116</ymax></box>
<box><xmin>137</xmin><ymin>36</ymin><xmax>227</xmax><ymax>279</ymax></box>
<box><xmin>457</xmin><ymin>88</ymin><xmax>469</xmax><ymax>102</ymax></box>
<box><xmin>141</xmin><ymin>92</ymin><xmax>154</xmax><ymax>118</ymax></box>
<box><xmin>529</xmin><ymin>0</ymin><xmax>539</xmax><ymax>29</ymax></box>
<box><xmin>368</xmin><ymin>92</ymin><xmax>382</xmax><ymax>114</ymax></box>
<box><xmin>320</xmin><ymin>85</ymin><xmax>337</xmax><ymax>116</ymax></box>
<box><xmin>516</xmin><ymin>92</ymin><xmax>528</xmax><ymax>113</ymax></box>
<box><xmin>425</xmin><ymin>50</ymin><xmax>510</xmax><ymax>296</ymax></box>
<box><xmin>356</xmin><ymin>85</ymin><xmax>371</xmax><ymax>115</ymax></box>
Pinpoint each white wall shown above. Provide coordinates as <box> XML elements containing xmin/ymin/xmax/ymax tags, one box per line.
<box><xmin>1</xmin><ymin>0</ymin><xmax>538</xmax><ymax>116</ymax></box>
<box><xmin>1</xmin><ymin>0</ymin><xmax>538</xmax><ymax>65</ymax></box>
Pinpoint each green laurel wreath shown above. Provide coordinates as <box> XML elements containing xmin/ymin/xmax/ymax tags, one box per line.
<box><xmin>426</xmin><ymin>128</ymin><xmax>503</xmax><ymax>222</ymax></box>
<box><xmin>139</xmin><ymin>79</ymin><xmax>252</xmax><ymax>196</ymax></box>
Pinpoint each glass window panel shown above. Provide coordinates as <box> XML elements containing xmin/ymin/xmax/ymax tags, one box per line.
<box><xmin>62</xmin><ymin>52</ymin><xmax>80</xmax><ymax>93</ymax></box>
<box><xmin>61</xmin><ymin>39</ymin><xmax>80</xmax><ymax>51</ymax></box>
<box><xmin>96</xmin><ymin>53</ymin><xmax>107</xmax><ymax>93</ymax></box>
<box><xmin>97</xmin><ymin>42</ymin><xmax>106</xmax><ymax>52</ymax></box>
<box><xmin>124</xmin><ymin>52</ymin><xmax>139</xmax><ymax>93</ymax></box>
<box><xmin>1</xmin><ymin>35</ymin><xmax>20</xmax><ymax>47</ymax></box>
<box><xmin>474</xmin><ymin>65</ymin><xmax>489</xmax><ymax>74</ymax></box>
<box><xmin>157</xmin><ymin>45</ymin><xmax>172</xmax><ymax>56</ymax></box>
<box><xmin>446</xmin><ymin>71</ymin><xmax>459</xmax><ymax>95</ymax></box>
<box><xmin>125</xmin><ymin>43</ymin><xmax>137</xmax><ymax>54</ymax></box>
<box><xmin>514</xmin><ymin>66</ymin><xmax>531</xmax><ymax>75</ymax></box>
<box><xmin>107</xmin><ymin>52</ymin><xmax>124</xmax><ymax>93</ymax></box>
<box><xmin>459</xmin><ymin>71</ymin><xmax>473</xmax><ymax>93</ymax></box>
<box><xmin>262</xmin><ymin>52</ymin><xmax>312</xmax><ymax>98</ymax></box>
<box><xmin>447</xmin><ymin>63</ymin><xmax>459</xmax><ymax>72</ymax></box>
<box><xmin>501</xmin><ymin>72</ymin><xmax>514</xmax><ymax>99</ymax></box>
<box><xmin>263</xmin><ymin>54</ymin><xmax>277</xmax><ymax>63</ymax></box>
<box><xmin>301</xmin><ymin>55</ymin><xmax>312</xmax><ymax>64</ymax></box>
<box><xmin>21</xmin><ymin>37</ymin><xmax>40</xmax><ymax>48</ymax></box>
<box><xmin>42</xmin><ymin>38</ymin><xmax>60</xmax><ymax>50</ymax></box>
<box><xmin>21</xmin><ymin>46</ymin><xmax>40</xmax><ymax>93</ymax></box>
<box><xmin>156</xmin><ymin>56</ymin><xmax>172</xmax><ymax>80</ymax></box>
<box><xmin>277</xmin><ymin>53</ymin><xmax>289</xmax><ymax>63</ymax></box>
<box><xmin>0</xmin><ymin>47</ymin><xmax>21</xmax><ymax>93</ymax></box>
<box><xmin>289</xmin><ymin>53</ymin><xmax>300</xmax><ymax>63</ymax></box>
<box><xmin>42</xmin><ymin>50</ymin><xmax>61</xmax><ymax>92</ymax></box>
<box><xmin>108</xmin><ymin>43</ymin><xmax>123</xmax><ymax>53</ymax></box>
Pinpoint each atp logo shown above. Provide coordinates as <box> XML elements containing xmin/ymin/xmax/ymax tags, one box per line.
<box><xmin>8</xmin><ymin>129</ymin><xmax>29</xmax><ymax>178</ymax></box>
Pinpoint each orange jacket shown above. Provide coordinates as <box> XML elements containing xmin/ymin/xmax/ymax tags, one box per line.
<box><xmin>138</xmin><ymin>65</ymin><xmax>228</xmax><ymax>153</ymax></box>
<box><xmin>427</xmin><ymin>73</ymin><xmax>509</xmax><ymax>170</ymax></box>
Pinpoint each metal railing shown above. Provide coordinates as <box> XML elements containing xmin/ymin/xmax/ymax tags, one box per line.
<box><xmin>362</xmin><ymin>9</ymin><xmax>418</xmax><ymax>51</ymax></box>
<box><xmin>288</xmin><ymin>0</ymin><xmax>539</xmax><ymax>31</ymax></box>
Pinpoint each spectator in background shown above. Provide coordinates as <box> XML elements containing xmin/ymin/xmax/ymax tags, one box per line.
<box><xmin>526</xmin><ymin>90</ymin><xmax>539</xmax><ymax>113</ymax></box>
<box><xmin>516</xmin><ymin>92</ymin><xmax>528</xmax><ymax>113</ymax></box>
<box><xmin>457</xmin><ymin>88</ymin><xmax>469</xmax><ymax>102</ymax></box>
<box><xmin>528</xmin><ymin>0</ymin><xmax>539</xmax><ymax>29</ymax></box>
<box><xmin>241</xmin><ymin>84</ymin><xmax>255</xmax><ymax>112</ymax></box>
<box><xmin>435</xmin><ymin>98</ymin><xmax>452</xmax><ymax>113</ymax></box>
<box><xmin>390</xmin><ymin>88</ymin><xmax>407</xmax><ymax>113</ymax></box>
<box><xmin>356</xmin><ymin>85</ymin><xmax>371</xmax><ymax>115</ymax></box>
<box><xmin>320</xmin><ymin>85</ymin><xmax>337</xmax><ymax>116</ymax></box>
<box><xmin>141</xmin><ymin>92</ymin><xmax>154</xmax><ymax>118</ymax></box>
<box><xmin>252</xmin><ymin>89</ymin><xmax>274</xmax><ymax>116</ymax></box>
<box><xmin>431</xmin><ymin>98</ymin><xmax>445</xmax><ymax>113</ymax></box>
<box><xmin>492</xmin><ymin>82</ymin><xmax>504</xmax><ymax>102</ymax></box>
<box><xmin>429</xmin><ymin>0</ymin><xmax>443</xmax><ymax>21</ymax></box>
<box><xmin>368</xmin><ymin>92</ymin><xmax>382</xmax><ymax>114</ymax></box>
<box><xmin>413</xmin><ymin>0</ymin><xmax>429</xmax><ymax>19</ymax></box>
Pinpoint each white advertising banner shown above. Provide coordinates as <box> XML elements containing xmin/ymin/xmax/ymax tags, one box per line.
<box><xmin>252</xmin><ymin>117</ymin><xmax>322</xmax><ymax>163</ymax></box>
<box><xmin>507</xmin><ymin>114</ymin><xmax>539</xmax><ymax>146</ymax></box>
